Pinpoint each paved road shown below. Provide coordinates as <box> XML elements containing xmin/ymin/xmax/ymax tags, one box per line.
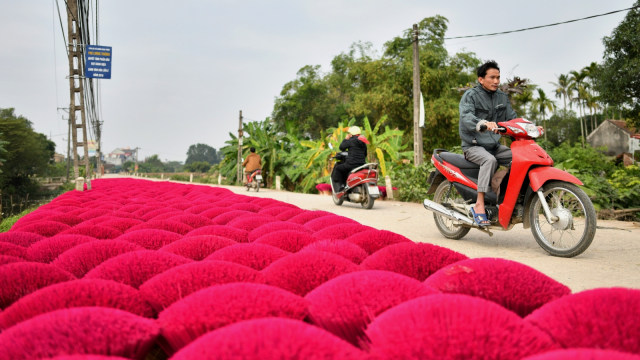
<box><xmin>116</xmin><ymin>176</ymin><xmax>640</xmax><ymax>292</ymax></box>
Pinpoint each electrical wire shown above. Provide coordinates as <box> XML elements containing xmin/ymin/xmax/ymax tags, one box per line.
<box><xmin>444</xmin><ymin>6</ymin><xmax>639</xmax><ymax>40</ymax></box>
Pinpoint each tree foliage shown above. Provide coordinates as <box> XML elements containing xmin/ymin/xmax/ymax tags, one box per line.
<box><xmin>270</xmin><ymin>16</ymin><xmax>480</xmax><ymax>155</ymax></box>
<box><xmin>0</xmin><ymin>108</ymin><xmax>55</xmax><ymax>196</ymax></box>
<box><xmin>185</xmin><ymin>143</ymin><xmax>219</xmax><ymax>165</ymax></box>
<box><xmin>595</xmin><ymin>2</ymin><xmax>640</xmax><ymax>128</ymax></box>
<box><xmin>184</xmin><ymin>161</ymin><xmax>212</xmax><ymax>173</ymax></box>
<box><xmin>138</xmin><ymin>155</ymin><xmax>166</xmax><ymax>173</ymax></box>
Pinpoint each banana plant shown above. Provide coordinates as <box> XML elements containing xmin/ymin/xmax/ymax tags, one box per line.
<box><xmin>360</xmin><ymin>116</ymin><xmax>411</xmax><ymax>177</ymax></box>
<box><xmin>290</xmin><ymin>120</ymin><xmax>353</xmax><ymax>192</ymax></box>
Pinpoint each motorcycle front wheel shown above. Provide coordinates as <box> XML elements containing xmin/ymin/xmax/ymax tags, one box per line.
<box><xmin>332</xmin><ymin>190</ymin><xmax>344</xmax><ymax>206</ymax></box>
<box><xmin>432</xmin><ymin>180</ymin><xmax>470</xmax><ymax>240</ymax></box>
<box><xmin>529</xmin><ymin>181</ymin><xmax>596</xmax><ymax>258</ymax></box>
<box><xmin>361</xmin><ymin>184</ymin><xmax>375</xmax><ymax>209</ymax></box>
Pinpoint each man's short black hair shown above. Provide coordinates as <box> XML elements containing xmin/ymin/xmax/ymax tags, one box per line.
<box><xmin>250</xmin><ymin>147</ymin><xmax>256</xmax><ymax>153</ymax></box>
<box><xmin>477</xmin><ymin>60</ymin><xmax>500</xmax><ymax>78</ymax></box>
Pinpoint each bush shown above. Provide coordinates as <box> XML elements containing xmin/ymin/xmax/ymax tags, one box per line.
<box><xmin>549</xmin><ymin>143</ymin><xmax>640</xmax><ymax>217</ymax></box>
<box><xmin>388</xmin><ymin>162</ymin><xmax>434</xmax><ymax>203</ymax></box>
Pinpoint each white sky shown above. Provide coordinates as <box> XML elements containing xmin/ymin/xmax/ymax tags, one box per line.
<box><xmin>0</xmin><ymin>0</ymin><xmax>635</xmax><ymax>162</ymax></box>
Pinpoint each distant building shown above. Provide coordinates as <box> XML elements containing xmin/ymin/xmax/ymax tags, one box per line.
<box><xmin>52</xmin><ymin>153</ymin><xmax>65</xmax><ymax>163</ymax></box>
<box><xmin>587</xmin><ymin>120</ymin><xmax>640</xmax><ymax>162</ymax></box>
<box><xmin>104</xmin><ymin>147</ymin><xmax>137</xmax><ymax>166</ymax></box>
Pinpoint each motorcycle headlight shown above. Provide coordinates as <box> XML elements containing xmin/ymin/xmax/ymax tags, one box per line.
<box><xmin>516</xmin><ymin>121</ymin><xmax>540</xmax><ymax>138</ymax></box>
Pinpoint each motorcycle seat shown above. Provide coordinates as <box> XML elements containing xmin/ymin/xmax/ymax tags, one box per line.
<box><xmin>439</xmin><ymin>152</ymin><xmax>478</xmax><ymax>169</ymax></box>
<box><xmin>350</xmin><ymin>163</ymin><xmax>377</xmax><ymax>173</ymax></box>
<box><xmin>439</xmin><ymin>151</ymin><xmax>481</xmax><ymax>184</ymax></box>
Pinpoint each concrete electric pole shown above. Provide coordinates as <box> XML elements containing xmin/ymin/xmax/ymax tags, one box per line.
<box><xmin>412</xmin><ymin>23</ymin><xmax>424</xmax><ymax>166</ymax></box>
<box><xmin>66</xmin><ymin>0</ymin><xmax>92</xmax><ymax>189</ymax></box>
<box><xmin>237</xmin><ymin>110</ymin><xmax>243</xmax><ymax>185</ymax></box>
<box><xmin>96</xmin><ymin>120</ymin><xmax>103</xmax><ymax>176</ymax></box>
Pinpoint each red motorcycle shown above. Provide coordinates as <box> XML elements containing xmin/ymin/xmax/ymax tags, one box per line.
<box><xmin>245</xmin><ymin>169</ymin><xmax>262</xmax><ymax>192</ymax></box>
<box><xmin>423</xmin><ymin>118</ymin><xmax>597</xmax><ymax>257</ymax></box>
<box><xmin>330</xmin><ymin>152</ymin><xmax>380</xmax><ymax>209</ymax></box>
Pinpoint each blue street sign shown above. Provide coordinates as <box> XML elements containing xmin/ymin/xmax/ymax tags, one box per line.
<box><xmin>85</xmin><ymin>45</ymin><xmax>112</xmax><ymax>79</ymax></box>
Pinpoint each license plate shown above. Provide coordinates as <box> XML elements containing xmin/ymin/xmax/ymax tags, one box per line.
<box><xmin>368</xmin><ymin>185</ymin><xmax>379</xmax><ymax>195</ymax></box>
<box><xmin>255</xmin><ymin>175</ymin><xmax>263</xmax><ymax>181</ymax></box>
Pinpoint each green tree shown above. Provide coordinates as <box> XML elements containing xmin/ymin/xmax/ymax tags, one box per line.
<box><xmin>218</xmin><ymin>119</ymin><xmax>293</xmax><ymax>187</ymax></box>
<box><xmin>569</xmin><ymin>69</ymin><xmax>589</xmax><ymax>144</ymax></box>
<box><xmin>0</xmin><ymin>108</ymin><xmax>55</xmax><ymax>195</ymax></box>
<box><xmin>0</xmin><ymin>132</ymin><xmax>7</xmax><ymax>173</ymax></box>
<box><xmin>543</xmin><ymin>110</ymin><xmax>582</xmax><ymax>147</ymax></box>
<box><xmin>122</xmin><ymin>160</ymin><xmax>135</xmax><ymax>173</ymax></box>
<box><xmin>270</xmin><ymin>15</ymin><xmax>480</xmax><ymax>156</ymax></box>
<box><xmin>184</xmin><ymin>161</ymin><xmax>212</xmax><ymax>173</ymax></box>
<box><xmin>595</xmin><ymin>2</ymin><xmax>640</xmax><ymax>128</ymax></box>
<box><xmin>550</xmin><ymin>73</ymin><xmax>571</xmax><ymax>110</ymax></box>
<box><xmin>138</xmin><ymin>154</ymin><xmax>166</xmax><ymax>173</ymax></box>
<box><xmin>531</xmin><ymin>89</ymin><xmax>556</xmax><ymax>140</ymax></box>
<box><xmin>271</xmin><ymin>65</ymin><xmax>335</xmax><ymax>138</ymax></box>
<box><xmin>164</xmin><ymin>161</ymin><xmax>184</xmax><ymax>173</ymax></box>
<box><xmin>185</xmin><ymin>143</ymin><xmax>219</xmax><ymax>165</ymax></box>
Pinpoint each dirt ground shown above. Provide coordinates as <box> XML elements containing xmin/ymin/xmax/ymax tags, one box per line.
<box><xmin>114</xmin><ymin>176</ymin><xmax>640</xmax><ymax>292</ymax></box>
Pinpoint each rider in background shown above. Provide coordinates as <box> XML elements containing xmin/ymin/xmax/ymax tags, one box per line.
<box><xmin>332</xmin><ymin>126</ymin><xmax>367</xmax><ymax>191</ymax></box>
<box><xmin>459</xmin><ymin>60</ymin><xmax>516</xmax><ymax>226</ymax></box>
<box><xmin>242</xmin><ymin>147</ymin><xmax>262</xmax><ymax>183</ymax></box>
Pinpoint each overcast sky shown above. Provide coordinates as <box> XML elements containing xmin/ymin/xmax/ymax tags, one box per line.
<box><xmin>0</xmin><ymin>1</ymin><xmax>635</xmax><ymax>162</ymax></box>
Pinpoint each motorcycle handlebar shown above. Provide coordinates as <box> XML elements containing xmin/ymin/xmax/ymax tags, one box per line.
<box><xmin>479</xmin><ymin>124</ymin><xmax>506</xmax><ymax>133</ymax></box>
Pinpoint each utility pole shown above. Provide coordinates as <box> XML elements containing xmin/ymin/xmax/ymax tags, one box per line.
<box><xmin>133</xmin><ymin>147</ymin><xmax>140</xmax><ymax>174</ymax></box>
<box><xmin>66</xmin><ymin>0</ymin><xmax>92</xmax><ymax>189</ymax></box>
<box><xmin>96</xmin><ymin>121</ymin><xmax>103</xmax><ymax>177</ymax></box>
<box><xmin>57</xmin><ymin>107</ymin><xmax>71</xmax><ymax>181</ymax></box>
<box><xmin>412</xmin><ymin>23</ymin><xmax>424</xmax><ymax>166</ymax></box>
<box><xmin>237</xmin><ymin>110</ymin><xmax>243</xmax><ymax>185</ymax></box>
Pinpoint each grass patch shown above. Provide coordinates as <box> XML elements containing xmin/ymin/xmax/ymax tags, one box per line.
<box><xmin>0</xmin><ymin>207</ymin><xmax>39</xmax><ymax>232</ymax></box>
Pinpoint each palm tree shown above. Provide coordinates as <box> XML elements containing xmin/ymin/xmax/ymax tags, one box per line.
<box><xmin>532</xmin><ymin>89</ymin><xmax>556</xmax><ymax>140</ymax></box>
<box><xmin>550</xmin><ymin>74</ymin><xmax>571</xmax><ymax>110</ymax></box>
<box><xmin>569</xmin><ymin>69</ymin><xmax>588</xmax><ymax>146</ymax></box>
<box><xmin>585</xmin><ymin>92</ymin><xmax>602</xmax><ymax>135</ymax></box>
<box><xmin>582</xmin><ymin>62</ymin><xmax>601</xmax><ymax>132</ymax></box>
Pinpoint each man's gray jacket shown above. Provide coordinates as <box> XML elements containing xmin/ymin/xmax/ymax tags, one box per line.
<box><xmin>459</xmin><ymin>84</ymin><xmax>517</xmax><ymax>153</ymax></box>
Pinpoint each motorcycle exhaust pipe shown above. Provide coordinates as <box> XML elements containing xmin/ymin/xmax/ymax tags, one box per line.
<box><xmin>423</xmin><ymin>199</ymin><xmax>476</xmax><ymax>226</ymax></box>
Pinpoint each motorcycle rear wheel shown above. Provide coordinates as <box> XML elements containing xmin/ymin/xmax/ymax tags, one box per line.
<box><xmin>432</xmin><ymin>180</ymin><xmax>470</xmax><ymax>240</ymax></box>
<box><xmin>529</xmin><ymin>181</ymin><xmax>596</xmax><ymax>257</ymax></box>
<box><xmin>255</xmin><ymin>180</ymin><xmax>260</xmax><ymax>192</ymax></box>
<box><xmin>361</xmin><ymin>184</ymin><xmax>375</xmax><ymax>209</ymax></box>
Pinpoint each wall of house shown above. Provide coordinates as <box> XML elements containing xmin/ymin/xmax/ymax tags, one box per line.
<box><xmin>587</xmin><ymin>121</ymin><xmax>629</xmax><ymax>156</ymax></box>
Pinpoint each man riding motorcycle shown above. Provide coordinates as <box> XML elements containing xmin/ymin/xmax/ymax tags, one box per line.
<box><xmin>331</xmin><ymin>126</ymin><xmax>367</xmax><ymax>192</ymax></box>
<box><xmin>242</xmin><ymin>147</ymin><xmax>262</xmax><ymax>183</ymax></box>
<box><xmin>459</xmin><ymin>60</ymin><xmax>517</xmax><ymax>226</ymax></box>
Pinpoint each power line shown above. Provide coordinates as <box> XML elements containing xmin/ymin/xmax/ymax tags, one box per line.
<box><xmin>444</xmin><ymin>6</ymin><xmax>638</xmax><ymax>40</ymax></box>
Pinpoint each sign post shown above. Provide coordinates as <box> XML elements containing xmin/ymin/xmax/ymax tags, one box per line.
<box><xmin>85</xmin><ymin>45</ymin><xmax>112</xmax><ymax>79</ymax></box>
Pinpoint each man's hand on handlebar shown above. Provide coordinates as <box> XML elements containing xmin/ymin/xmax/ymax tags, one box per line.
<box><xmin>485</xmin><ymin>121</ymin><xmax>500</xmax><ymax>133</ymax></box>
